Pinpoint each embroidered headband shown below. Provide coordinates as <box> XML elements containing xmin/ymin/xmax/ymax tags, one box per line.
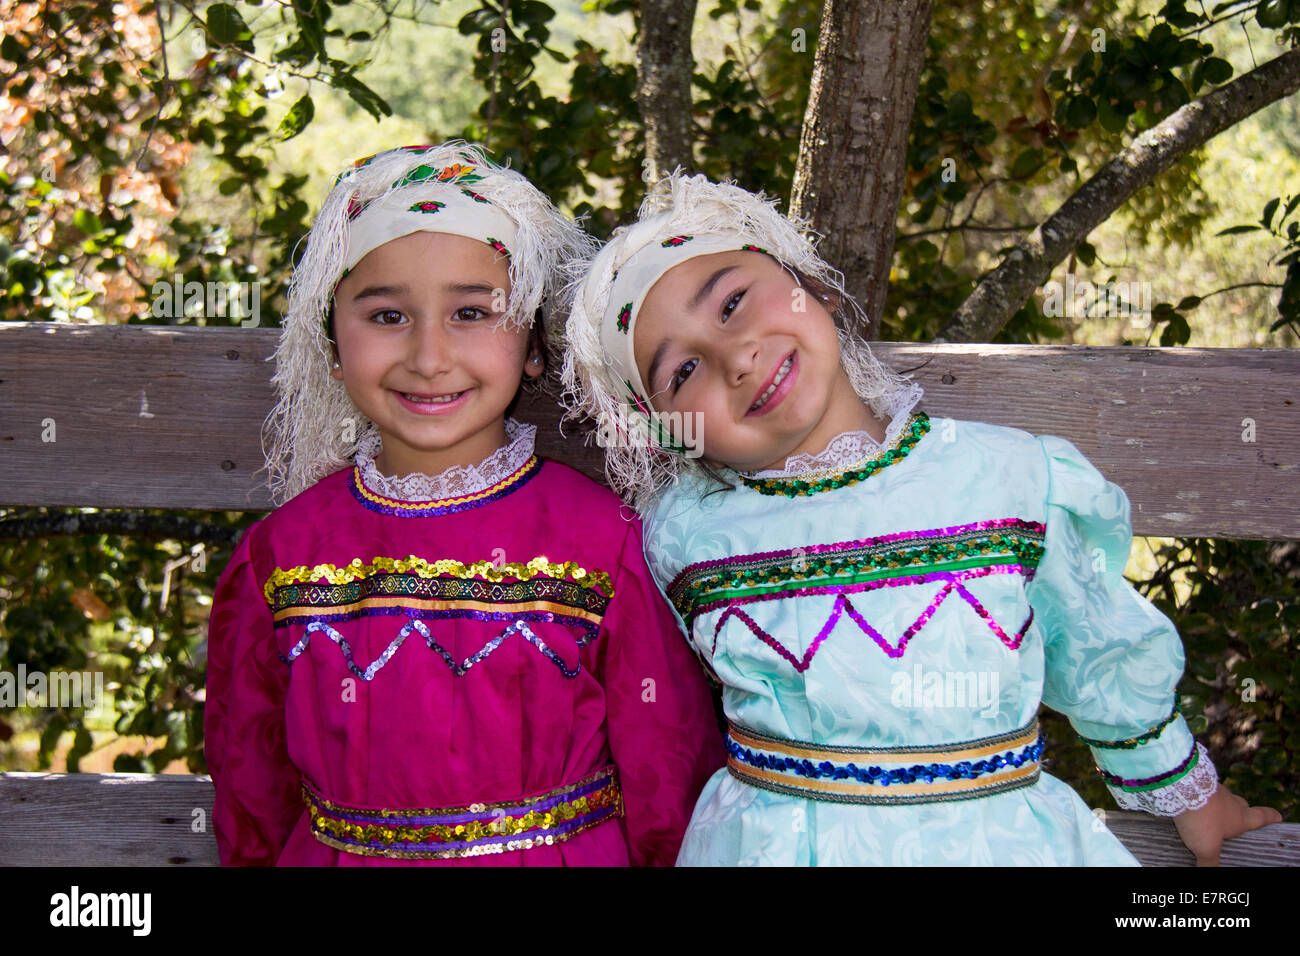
<box><xmin>341</xmin><ymin>155</ymin><xmax>519</xmax><ymax>275</ymax></box>
<box><xmin>559</xmin><ymin>169</ymin><xmax>921</xmax><ymax>510</ymax></box>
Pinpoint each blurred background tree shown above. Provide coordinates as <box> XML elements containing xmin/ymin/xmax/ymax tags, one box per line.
<box><xmin>0</xmin><ymin>0</ymin><xmax>1295</xmax><ymax>818</ymax></box>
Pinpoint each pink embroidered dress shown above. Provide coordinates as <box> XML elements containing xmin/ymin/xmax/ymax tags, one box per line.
<box><xmin>205</xmin><ymin>420</ymin><xmax>724</xmax><ymax>865</ymax></box>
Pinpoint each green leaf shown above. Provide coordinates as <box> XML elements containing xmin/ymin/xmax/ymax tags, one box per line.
<box><xmin>1176</xmin><ymin>295</ymin><xmax>1203</xmax><ymax>310</ymax></box>
<box><xmin>332</xmin><ymin>73</ymin><xmax>392</xmax><ymax>120</ymax></box>
<box><xmin>1</xmin><ymin>33</ymin><xmax>26</xmax><ymax>64</ymax></box>
<box><xmin>1215</xmin><ymin>224</ymin><xmax>1259</xmax><ymax>236</ymax></box>
<box><xmin>1160</xmin><ymin>312</ymin><xmax>1191</xmax><ymax>345</ymax></box>
<box><xmin>218</xmin><ymin>177</ymin><xmax>243</xmax><ymax>195</ymax></box>
<box><xmin>1257</xmin><ymin>0</ymin><xmax>1291</xmax><ymax>28</ymax></box>
<box><xmin>1097</xmin><ymin>98</ymin><xmax>1127</xmax><ymax>134</ymax></box>
<box><xmin>1075</xmin><ymin>240</ymin><xmax>1096</xmax><ymax>266</ymax></box>
<box><xmin>1201</xmin><ymin>57</ymin><xmax>1233</xmax><ymax>85</ymax></box>
<box><xmin>1010</xmin><ymin>148</ymin><xmax>1042</xmax><ymax>178</ymax></box>
<box><xmin>207</xmin><ymin>3</ymin><xmax>254</xmax><ymax>52</ymax></box>
<box><xmin>276</xmin><ymin>94</ymin><xmax>314</xmax><ymax>141</ymax></box>
<box><xmin>1064</xmin><ymin>95</ymin><xmax>1097</xmax><ymax>129</ymax></box>
<box><xmin>72</xmin><ymin>209</ymin><xmax>103</xmax><ymax>235</ymax></box>
<box><xmin>1262</xmin><ymin>197</ymin><xmax>1281</xmax><ymax>229</ymax></box>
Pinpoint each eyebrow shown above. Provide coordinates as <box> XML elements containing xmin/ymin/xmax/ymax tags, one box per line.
<box><xmin>690</xmin><ymin>265</ymin><xmax>738</xmax><ymax>311</ymax></box>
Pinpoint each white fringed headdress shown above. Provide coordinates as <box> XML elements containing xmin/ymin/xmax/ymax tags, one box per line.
<box><xmin>260</xmin><ymin>141</ymin><xmax>596</xmax><ymax>506</ymax></box>
<box><xmin>560</xmin><ymin>170</ymin><xmax>921</xmax><ymax>511</ymax></box>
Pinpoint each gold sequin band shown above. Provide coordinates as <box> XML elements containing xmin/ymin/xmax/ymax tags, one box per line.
<box><xmin>264</xmin><ymin>555</ymin><xmax>614</xmax><ymax>606</ymax></box>
<box><xmin>725</xmin><ymin>718</ymin><xmax>1043</xmax><ymax>805</ymax></box>
<box><xmin>301</xmin><ymin>765</ymin><xmax>623</xmax><ymax>859</ymax></box>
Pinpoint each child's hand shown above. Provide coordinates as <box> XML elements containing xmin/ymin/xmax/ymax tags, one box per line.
<box><xmin>1172</xmin><ymin>785</ymin><xmax>1283</xmax><ymax>865</ymax></box>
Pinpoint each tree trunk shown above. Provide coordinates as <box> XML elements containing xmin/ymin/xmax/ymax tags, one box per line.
<box><xmin>790</xmin><ymin>0</ymin><xmax>934</xmax><ymax>340</ymax></box>
<box><xmin>637</xmin><ymin>0</ymin><xmax>699</xmax><ymax>180</ymax></box>
<box><xmin>938</xmin><ymin>47</ymin><xmax>1300</xmax><ymax>343</ymax></box>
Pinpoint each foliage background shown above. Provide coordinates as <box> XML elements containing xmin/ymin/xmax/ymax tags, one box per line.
<box><xmin>0</xmin><ymin>0</ymin><xmax>1296</xmax><ymax>819</ymax></box>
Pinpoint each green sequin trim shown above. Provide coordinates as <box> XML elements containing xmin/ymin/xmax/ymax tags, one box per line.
<box><xmin>670</xmin><ymin>524</ymin><xmax>1045</xmax><ymax>621</ymax></box>
<box><xmin>738</xmin><ymin>413</ymin><xmax>931</xmax><ymax>497</ymax></box>
<box><xmin>1079</xmin><ymin>702</ymin><xmax>1179</xmax><ymax>750</ymax></box>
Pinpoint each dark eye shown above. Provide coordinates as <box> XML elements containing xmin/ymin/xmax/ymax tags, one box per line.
<box><xmin>455</xmin><ymin>306</ymin><xmax>488</xmax><ymax>322</ymax></box>
<box><xmin>671</xmin><ymin>358</ymin><xmax>697</xmax><ymax>393</ymax></box>
<box><xmin>370</xmin><ymin>309</ymin><xmax>405</xmax><ymax>325</ymax></box>
<box><xmin>721</xmin><ymin>288</ymin><xmax>746</xmax><ymax>321</ymax></box>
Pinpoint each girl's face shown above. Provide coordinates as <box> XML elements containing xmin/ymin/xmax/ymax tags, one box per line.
<box><xmin>330</xmin><ymin>231</ymin><xmax>540</xmax><ymax>475</ymax></box>
<box><xmin>633</xmin><ymin>250</ymin><xmax>873</xmax><ymax>473</ymax></box>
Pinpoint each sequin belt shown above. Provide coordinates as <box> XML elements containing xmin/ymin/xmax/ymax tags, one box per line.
<box><xmin>725</xmin><ymin>718</ymin><xmax>1043</xmax><ymax>805</ymax></box>
<box><xmin>301</xmin><ymin>765</ymin><xmax>623</xmax><ymax>859</ymax></box>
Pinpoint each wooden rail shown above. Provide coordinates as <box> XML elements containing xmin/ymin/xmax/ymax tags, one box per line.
<box><xmin>1</xmin><ymin>324</ymin><xmax>1298</xmax><ymax>538</ymax></box>
<box><xmin>0</xmin><ymin>772</ymin><xmax>1296</xmax><ymax>866</ymax></box>
<box><xmin>1</xmin><ymin>324</ymin><xmax>1297</xmax><ymax>865</ymax></box>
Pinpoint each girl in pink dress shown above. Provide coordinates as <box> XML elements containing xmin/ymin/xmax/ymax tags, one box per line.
<box><xmin>204</xmin><ymin>143</ymin><xmax>724</xmax><ymax>866</ymax></box>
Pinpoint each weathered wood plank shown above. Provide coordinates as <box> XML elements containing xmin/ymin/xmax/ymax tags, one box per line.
<box><xmin>1</xmin><ymin>325</ymin><xmax>1297</xmax><ymax>538</ymax></box>
<box><xmin>0</xmin><ymin>772</ymin><xmax>217</xmax><ymax>866</ymax></box>
<box><xmin>1</xmin><ymin>772</ymin><xmax>1295</xmax><ymax>866</ymax></box>
<box><xmin>1103</xmin><ymin>810</ymin><xmax>1300</xmax><ymax>867</ymax></box>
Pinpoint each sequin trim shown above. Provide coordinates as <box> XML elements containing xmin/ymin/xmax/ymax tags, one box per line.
<box><xmin>1079</xmin><ymin>700</ymin><xmax>1179</xmax><ymax>749</ymax></box>
<box><xmin>1097</xmin><ymin>742</ymin><xmax>1200</xmax><ymax>792</ymax></box>
<box><xmin>263</xmin><ymin>555</ymin><xmax>614</xmax><ymax>606</ymax></box>
<box><xmin>737</xmin><ymin>413</ymin><xmax>930</xmax><ymax>497</ymax></box>
<box><xmin>705</xmin><ymin>565</ymin><xmax>1035</xmax><ymax>669</ymax></box>
<box><xmin>725</xmin><ymin>718</ymin><xmax>1043</xmax><ymax>805</ymax></box>
<box><xmin>284</xmin><ymin>616</ymin><xmax>595</xmax><ymax>680</ymax></box>
<box><xmin>302</xmin><ymin>765</ymin><xmax>623</xmax><ymax>859</ymax></box>
<box><xmin>349</xmin><ymin>453</ymin><xmax>541</xmax><ymax>518</ymax></box>
<box><xmin>667</xmin><ymin>518</ymin><xmax>1045</xmax><ymax>624</ymax></box>
<box><xmin>267</xmin><ymin>570</ymin><xmax>610</xmax><ymax>629</ymax></box>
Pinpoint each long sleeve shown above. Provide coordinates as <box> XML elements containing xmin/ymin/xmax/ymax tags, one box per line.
<box><xmin>600</xmin><ymin>517</ymin><xmax>726</xmax><ymax>866</ymax></box>
<box><xmin>1028</xmin><ymin>435</ymin><xmax>1218</xmax><ymax>816</ymax></box>
<box><xmin>204</xmin><ymin>522</ymin><xmax>303</xmax><ymax>865</ymax></box>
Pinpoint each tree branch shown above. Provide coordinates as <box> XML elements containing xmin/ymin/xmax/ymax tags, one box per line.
<box><xmin>790</xmin><ymin>0</ymin><xmax>935</xmax><ymax>339</ymax></box>
<box><xmin>637</xmin><ymin>0</ymin><xmax>699</xmax><ymax>179</ymax></box>
<box><xmin>937</xmin><ymin>47</ymin><xmax>1300</xmax><ymax>343</ymax></box>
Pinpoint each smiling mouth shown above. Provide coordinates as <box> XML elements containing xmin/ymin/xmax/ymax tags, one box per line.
<box><xmin>397</xmin><ymin>390</ymin><xmax>466</xmax><ymax>405</ymax></box>
<box><xmin>749</xmin><ymin>354</ymin><xmax>794</xmax><ymax>412</ymax></box>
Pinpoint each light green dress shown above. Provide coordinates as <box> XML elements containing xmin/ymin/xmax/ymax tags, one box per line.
<box><xmin>644</xmin><ymin>413</ymin><xmax>1216</xmax><ymax>866</ymax></box>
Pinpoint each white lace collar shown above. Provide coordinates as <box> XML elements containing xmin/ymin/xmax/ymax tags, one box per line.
<box><xmin>746</xmin><ymin>386</ymin><xmax>923</xmax><ymax>478</ymax></box>
<box><xmin>354</xmin><ymin>418</ymin><xmax>537</xmax><ymax>502</ymax></box>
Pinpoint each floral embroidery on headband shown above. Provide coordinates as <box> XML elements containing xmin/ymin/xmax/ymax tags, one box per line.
<box><xmin>661</xmin><ymin>235</ymin><xmax>693</xmax><ymax>247</ymax></box>
<box><xmin>616</xmin><ymin>302</ymin><xmax>632</xmax><ymax>333</ymax></box>
<box><xmin>486</xmin><ymin>237</ymin><xmax>511</xmax><ymax>258</ymax></box>
<box><xmin>461</xmin><ymin>188</ymin><xmax>490</xmax><ymax>203</ymax></box>
<box><xmin>393</xmin><ymin>162</ymin><xmax>486</xmax><ymax>191</ymax></box>
<box><xmin>409</xmin><ymin>200</ymin><xmax>445</xmax><ymax>214</ymax></box>
<box><xmin>334</xmin><ymin>145</ymin><xmax>437</xmax><ymax>185</ymax></box>
<box><xmin>741</xmin><ymin>243</ymin><xmax>768</xmax><ymax>253</ymax></box>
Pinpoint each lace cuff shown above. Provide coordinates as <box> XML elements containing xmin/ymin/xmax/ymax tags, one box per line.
<box><xmin>1104</xmin><ymin>742</ymin><xmax>1219</xmax><ymax>816</ymax></box>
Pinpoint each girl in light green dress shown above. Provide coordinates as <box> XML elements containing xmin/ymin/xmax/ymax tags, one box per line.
<box><xmin>558</xmin><ymin>171</ymin><xmax>1281</xmax><ymax>866</ymax></box>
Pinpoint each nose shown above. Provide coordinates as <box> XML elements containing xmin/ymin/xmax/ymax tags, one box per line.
<box><xmin>719</xmin><ymin>333</ymin><xmax>760</xmax><ymax>387</ymax></box>
<box><xmin>405</xmin><ymin>315</ymin><xmax>454</xmax><ymax>380</ymax></box>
